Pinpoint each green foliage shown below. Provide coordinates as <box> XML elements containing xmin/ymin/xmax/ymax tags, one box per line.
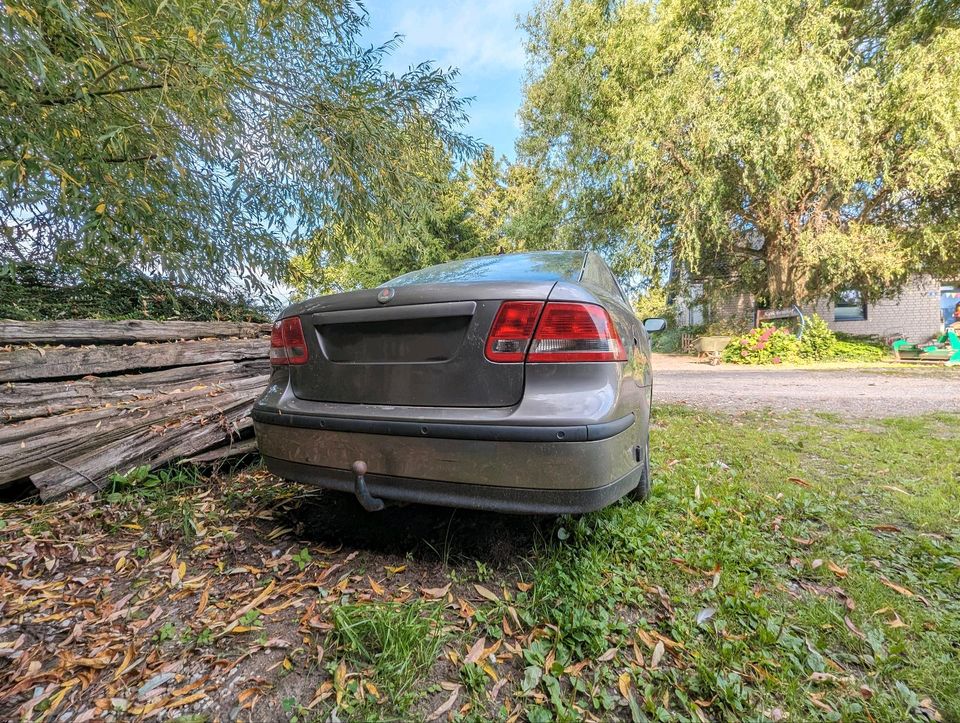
<box><xmin>723</xmin><ymin>325</ymin><xmax>802</xmax><ymax>364</ymax></box>
<box><xmin>830</xmin><ymin>338</ymin><xmax>886</xmax><ymax>363</ymax></box>
<box><xmin>511</xmin><ymin>407</ymin><xmax>960</xmax><ymax>720</ymax></box>
<box><xmin>289</xmin><ymin>147</ymin><xmax>563</xmax><ymax>296</ymax></box>
<box><xmin>799</xmin><ymin>314</ymin><xmax>838</xmax><ymax>361</ymax></box>
<box><xmin>0</xmin><ymin>0</ymin><xmax>474</xmax><ymax>293</ymax></box>
<box><xmin>0</xmin><ymin>263</ymin><xmax>269</xmax><ymax>321</ymax></box>
<box><xmin>634</xmin><ymin>286</ymin><xmax>675</xmax><ymax>325</ymax></box>
<box><xmin>521</xmin><ymin>0</ymin><xmax>960</xmax><ymax>305</ymax></box>
<box><xmin>725</xmin><ymin>316</ymin><xmax>889</xmax><ymax>364</ymax></box>
<box><xmin>330</xmin><ymin>600</ymin><xmax>446</xmax><ymax>713</ymax></box>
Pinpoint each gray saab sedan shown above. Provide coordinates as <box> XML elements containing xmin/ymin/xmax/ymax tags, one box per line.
<box><xmin>253</xmin><ymin>251</ymin><xmax>665</xmax><ymax>514</ymax></box>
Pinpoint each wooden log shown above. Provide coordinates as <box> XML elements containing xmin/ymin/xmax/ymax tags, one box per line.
<box><xmin>0</xmin><ymin>376</ymin><xmax>268</xmax><ymax>484</ymax></box>
<box><xmin>0</xmin><ymin>338</ymin><xmax>268</xmax><ymax>382</ymax></box>
<box><xmin>0</xmin><ymin>319</ymin><xmax>271</xmax><ymax>346</ymax></box>
<box><xmin>0</xmin><ymin>359</ymin><xmax>270</xmax><ymax>422</ymax></box>
<box><xmin>181</xmin><ymin>437</ymin><xmax>259</xmax><ymax>465</ymax></box>
<box><xmin>32</xmin><ymin>399</ymin><xmax>255</xmax><ymax>499</ymax></box>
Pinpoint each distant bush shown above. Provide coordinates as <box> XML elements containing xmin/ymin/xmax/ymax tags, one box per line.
<box><xmin>723</xmin><ymin>325</ymin><xmax>802</xmax><ymax>364</ymax></box>
<box><xmin>829</xmin><ymin>339</ymin><xmax>886</xmax><ymax>362</ymax></box>
<box><xmin>799</xmin><ymin>314</ymin><xmax>836</xmax><ymax>360</ymax></box>
<box><xmin>724</xmin><ymin>315</ymin><xmax>887</xmax><ymax>364</ymax></box>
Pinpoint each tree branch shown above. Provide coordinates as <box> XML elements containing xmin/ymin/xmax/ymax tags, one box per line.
<box><xmin>38</xmin><ymin>83</ymin><xmax>165</xmax><ymax>106</ymax></box>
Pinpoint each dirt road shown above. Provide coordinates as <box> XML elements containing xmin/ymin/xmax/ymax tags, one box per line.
<box><xmin>652</xmin><ymin>354</ymin><xmax>960</xmax><ymax>416</ymax></box>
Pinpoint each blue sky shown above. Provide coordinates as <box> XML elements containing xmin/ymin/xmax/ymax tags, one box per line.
<box><xmin>362</xmin><ymin>0</ymin><xmax>532</xmax><ymax>160</ymax></box>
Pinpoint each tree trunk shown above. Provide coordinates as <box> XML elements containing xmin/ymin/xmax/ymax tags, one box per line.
<box><xmin>763</xmin><ymin>235</ymin><xmax>809</xmax><ymax>307</ymax></box>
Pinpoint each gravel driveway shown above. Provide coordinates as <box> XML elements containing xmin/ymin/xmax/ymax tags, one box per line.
<box><xmin>652</xmin><ymin>354</ymin><xmax>960</xmax><ymax>416</ymax></box>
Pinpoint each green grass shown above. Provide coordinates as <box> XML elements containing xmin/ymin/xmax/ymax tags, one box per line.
<box><xmin>331</xmin><ymin>600</ymin><xmax>448</xmax><ymax>714</ymax></box>
<box><xmin>508</xmin><ymin>407</ymin><xmax>960</xmax><ymax>722</ymax></box>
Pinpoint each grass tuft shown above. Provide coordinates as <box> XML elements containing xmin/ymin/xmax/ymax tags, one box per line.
<box><xmin>331</xmin><ymin>600</ymin><xmax>447</xmax><ymax>712</ymax></box>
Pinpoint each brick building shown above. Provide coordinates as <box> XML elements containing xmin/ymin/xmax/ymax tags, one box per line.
<box><xmin>675</xmin><ymin>275</ymin><xmax>945</xmax><ymax>344</ymax></box>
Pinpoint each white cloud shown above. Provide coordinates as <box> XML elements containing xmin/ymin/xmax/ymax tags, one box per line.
<box><xmin>372</xmin><ymin>0</ymin><xmax>529</xmax><ymax>74</ymax></box>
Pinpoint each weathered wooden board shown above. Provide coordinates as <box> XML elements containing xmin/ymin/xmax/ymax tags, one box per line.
<box><xmin>0</xmin><ymin>319</ymin><xmax>270</xmax><ymax>345</ymax></box>
<box><xmin>181</xmin><ymin>438</ymin><xmax>259</xmax><ymax>465</ymax></box>
<box><xmin>0</xmin><ymin>360</ymin><xmax>269</xmax><ymax>422</ymax></box>
<box><xmin>0</xmin><ymin>376</ymin><xmax>268</xmax><ymax>484</ymax></box>
<box><xmin>32</xmin><ymin>401</ymin><xmax>255</xmax><ymax>500</ymax></box>
<box><xmin>0</xmin><ymin>338</ymin><xmax>268</xmax><ymax>382</ymax></box>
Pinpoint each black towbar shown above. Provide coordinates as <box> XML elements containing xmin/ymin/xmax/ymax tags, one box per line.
<box><xmin>351</xmin><ymin>460</ymin><xmax>385</xmax><ymax>512</ymax></box>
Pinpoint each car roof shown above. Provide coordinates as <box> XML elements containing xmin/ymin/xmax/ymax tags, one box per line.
<box><xmin>384</xmin><ymin>250</ymin><xmax>588</xmax><ymax>287</ymax></box>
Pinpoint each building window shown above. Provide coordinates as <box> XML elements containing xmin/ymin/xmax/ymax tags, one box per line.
<box><xmin>834</xmin><ymin>290</ymin><xmax>867</xmax><ymax>322</ymax></box>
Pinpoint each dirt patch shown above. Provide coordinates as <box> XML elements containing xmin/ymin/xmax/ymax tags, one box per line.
<box><xmin>652</xmin><ymin>353</ymin><xmax>960</xmax><ymax>416</ymax></box>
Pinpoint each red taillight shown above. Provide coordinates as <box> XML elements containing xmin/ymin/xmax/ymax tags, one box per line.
<box><xmin>527</xmin><ymin>303</ymin><xmax>626</xmax><ymax>362</ymax></box>
<box><xmin>485</xmin><ymin>301</ymin><xmax>626</xmax><ymax>363</ymax></box>
<box><xmin>484</xmin><ymin>301</ymin><xmax>544</xmax><ymax>362</ymax></box>
<box><xmin>270</xmin><ymin>321</ymin><xmax>287</xmax><ymax>365</ymax></box>
<box><xmin>270</xmin><ymin>317</ymin><xmax>309</xmax><ymax>366</ymax></box>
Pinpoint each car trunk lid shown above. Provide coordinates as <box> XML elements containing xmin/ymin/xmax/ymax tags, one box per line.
<box><xmin>287</xmin><ymin>281</ymin><xmax>557</xmax><ymax>407</ymax></box>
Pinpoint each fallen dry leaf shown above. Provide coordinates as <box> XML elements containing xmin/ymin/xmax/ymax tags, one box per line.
<box><xmin>827</xmin><ymin>562</ymin><xmax>848</xmax><ymax>579</ymax></box>
<box><xmin>474</xmin><ymin>584</ymin><xmax>499</xmax><ymax>603</ymax></box>
<box><xmin>427</xmin><ymin>685</ymin><xmax>460</xmax><ymax>722</ymax></box>
<box><xmin>879</xmin><ymin>577</ymin><xmax>915</xmax><ymax>598</ymax></box>
<box><xmin>650</xmin><ymin>640</ymin><xmax>665</xmax><ymax>669</ymax></box>
<box><xmin>464</xmin><ymin>637</ymin><xmax>486</xmax><ymax>664</ymax></box>
<box><xmin>421</xmin><ymin>583</ymin><xmax>452</xmax><ymax>599</ymax></box>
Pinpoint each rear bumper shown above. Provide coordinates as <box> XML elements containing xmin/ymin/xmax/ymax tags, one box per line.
<box><xmin>261</xmin><ymin>456</ymin><xmax>643</xmax><ymax>515</ymax></box>
<box><xmin>253</xmin><ymin>407</ymin><xmax>646</xmax><ymax>512</ymax></box>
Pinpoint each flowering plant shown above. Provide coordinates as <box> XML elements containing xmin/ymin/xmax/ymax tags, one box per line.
<box><xmin>722</xmin><ymin>324</ymin><xmax>801</xmax><ymax>364</ymax></box>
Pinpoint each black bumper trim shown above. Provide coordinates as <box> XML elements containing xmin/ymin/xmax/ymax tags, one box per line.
<box><xmin>262</xmin><ymin>456</ymin><xmax>644</xmax><ymax>515</ymax></box>
<box><xmin>251</xmin><ymin>408</ymin><xmax>634</xmax><ymax>443</ymax></box>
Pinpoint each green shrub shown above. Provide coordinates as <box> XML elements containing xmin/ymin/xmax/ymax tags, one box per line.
<box><xmin>723</xmin><ymin>325</ymin><xmax>801</xmax><ymax>364</ymax></box>
<box><xmin>799</xmin><ymin>314</ymin><xmax>836</xmax><ymax>360</ymax></box>
<box><xmin>829</xmin><ymin>339</ymin><xmax>886</xmax><ymax>362</ymax></box>
<box><xmin>726</xmin><ymin>315</ymin><xmax>888</xmax><ymax>365</ymax></box>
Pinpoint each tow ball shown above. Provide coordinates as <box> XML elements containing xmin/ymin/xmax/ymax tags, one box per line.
<box><xmin>351</xmin><ymin>460</ymin><xmax>385</xmax><ymax>512</ymax></box>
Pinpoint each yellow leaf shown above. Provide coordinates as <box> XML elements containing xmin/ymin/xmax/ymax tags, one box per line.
<box><xmin>115</xmin><ymin>556</ymin><xmax>126</xmax><ymax>572</ymax></box>
<box><xmin>95</xmin><ymin>202</ymin><xmax>106</xmax><ymax>214</ymax></box>
<box><xmin>385</xmin><ymin>565</ymin><xmax>406</xmax><ymax>574</ymax></box>
<box><xmin>827</xmin><ymin>562</ymin><xmax>848</xmax><ymax>579</ymax></box>
<box><xmin>334</xmin><ymin>660</ymin><xmax>347</xmax><ymax>707</ymax></box>
<box><xmin>880</xmin><ymin>577</ymin><xmax>914</xmax><ymax>597</ymax></box>
<box><xmin>618</xmin><ymin>672</ymin><xmax>631</xmax><ymax>698</ymax></box>
<box><xmin>368</xmin><ymin>576</ymin><xmax>385</xmax><ymax>596</ymax></box>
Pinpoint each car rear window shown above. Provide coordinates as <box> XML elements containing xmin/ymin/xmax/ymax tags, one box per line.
<box><xmin>385</xmin><ymin>251</ymin><xmax>586</xmax><ymax>287</ymax></box>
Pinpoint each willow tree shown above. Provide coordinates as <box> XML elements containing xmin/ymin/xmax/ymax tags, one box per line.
<box><xmin>0</xmin><ymin>0</ymin><xmax>474</xmax><ymax>293</ymax></box>
<box><xmin>289</xmin><ymin>146</ymin><xmax>562</xmax><ymax>297</ymax></box>
<box><xmin>521</xmin><ymin>0</ymin><xmax>960</xmax><ymax>306</ymax></box>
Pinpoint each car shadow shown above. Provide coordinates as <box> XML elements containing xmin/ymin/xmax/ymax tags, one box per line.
<box><xmin>281</xmin><ymin>489</ymin><xmax>554</xmax><ymax>568</ymax></box>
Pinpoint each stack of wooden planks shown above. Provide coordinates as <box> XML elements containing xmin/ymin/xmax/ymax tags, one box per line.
<box><xmin>0</xmin><ymin>320</ymin><xmax>271</xmax><ymax>500</ymax></box>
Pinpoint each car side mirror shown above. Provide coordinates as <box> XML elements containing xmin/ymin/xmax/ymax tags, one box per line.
<box><xmin>643</xmin><ymin>318</ymin><xmax>667</xmax><ymax>333</ymax></box>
